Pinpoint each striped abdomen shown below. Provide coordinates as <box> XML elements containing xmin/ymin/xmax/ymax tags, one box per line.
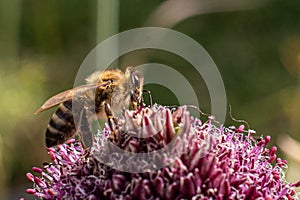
<box><xmin>45</xmin><ymin>100</ymin><xmax>76</xmax><ymax>147</ymax></box>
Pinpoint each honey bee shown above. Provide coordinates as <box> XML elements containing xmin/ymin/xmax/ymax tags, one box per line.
<box><xmin>35</xmin><ymin>67</ymin><xmax>151</xmax><ymax>149</ymax></box>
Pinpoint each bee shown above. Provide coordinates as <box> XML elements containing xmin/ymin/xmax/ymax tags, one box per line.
<box><xmin>35</xmin><ymin>67</ymin><xmax>151</xmax><ymax>149</ymax></box>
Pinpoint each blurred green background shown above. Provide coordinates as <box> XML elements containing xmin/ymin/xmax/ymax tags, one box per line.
<box><xmin>1</xmin><ymin>0</ymin><xmax>300</xmax><ymax>199</ymax></box>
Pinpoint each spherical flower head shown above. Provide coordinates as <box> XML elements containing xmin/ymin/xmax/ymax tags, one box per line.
<box><xmin>25</xmin><ymin>105</ymin><xmax>300</xmax><ymax>199</ymax></box>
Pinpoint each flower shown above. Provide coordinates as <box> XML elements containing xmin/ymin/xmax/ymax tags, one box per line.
<box><xmin>25</xmin><ymin>105</ymin><xmax>300</xmax><ymax>199</ymax></box>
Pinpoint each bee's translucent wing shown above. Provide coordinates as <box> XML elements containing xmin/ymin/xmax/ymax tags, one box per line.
<box><xmin>35</xmin><ymin>81</ymin><xmax>111</xmax><ymax>114</ymax></box>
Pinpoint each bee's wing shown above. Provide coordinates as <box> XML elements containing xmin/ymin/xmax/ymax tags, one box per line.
<box><xmin>35</xmin><ymin>81</ymin><xmax>111</xmax><ymax>114</ymax></box>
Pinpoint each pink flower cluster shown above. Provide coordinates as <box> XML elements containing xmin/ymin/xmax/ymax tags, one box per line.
<box><xmin>25</xmin><ymin>106</ymin><xmax>300</xmax><ymax>199</ymax></box>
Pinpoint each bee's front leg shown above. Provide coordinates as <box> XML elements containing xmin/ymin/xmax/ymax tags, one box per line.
<box><xmin>104</xmin><ymin>102</ymin><xmax>118</xmax><ymax>140</ymax></box>
<box><xmin>130</xmin><ymin>90</ymin><xmax>139</xmax><ymax>110</ymax></box>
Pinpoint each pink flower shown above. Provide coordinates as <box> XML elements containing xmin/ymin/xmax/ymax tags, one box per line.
<box><xmin>25</xmin><ymin>105</ymin><xmax>299</xmax><ymax>199</ymax></box>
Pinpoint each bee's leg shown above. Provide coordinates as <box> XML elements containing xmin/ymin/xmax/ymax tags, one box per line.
<box><xmin>130</xmin><ymin>90</ymin><xmax>139</xmax><ymax>110</ymax></box>
<box><xmin>130</xmin><ymin>72</ymin><xmax>143</xmax><ymax>109</ymax></box>
<box><xmin>143</xmin><ymin>89</ymin><xmax>152</xmax><ymax>107</ymax></box>
<box><xmin>104</xmin><ymin>102</ymin><xmax>118</xmax><ymax>140</ymax></box>
<box><xmin>79</xmin><ymin>108</ymin><xmax>94</xmax><ymax>156</ymax></box>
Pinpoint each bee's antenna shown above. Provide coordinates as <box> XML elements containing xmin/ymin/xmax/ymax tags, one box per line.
<box><xmin>185</xmin><ymin>104</ymin><xmax>208</xmax><ymax>116</ymax></box>
<box><xmin>165</xmin><ymin>104</ymin><xmax>209</xmax><ymax>116</ymax></box>
<box><xmin>185</xmin><ymin>105</ymin><xmax>220</xmax><ymax>125</ymax></box>
<box><xmin>228</xmin><ymin>105</ymin><xmax>250</xmax><ymax>130</ymax></box>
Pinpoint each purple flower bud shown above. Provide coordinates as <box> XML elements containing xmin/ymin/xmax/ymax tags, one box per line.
<box><xmin>26</xmin><ymin>189</ymin><xmax>36</xmax><ymax>194</ymax></box>
<box><xmin>257</xmin><ymin>139</ymin><xmax>266</xmax><ymax>146</ymax></box>
<box><xmin>264</xmin><ymin>135</ymin><xmax>271</xmax><ymax>145</ymax></box>
<box><xmin>47</xmin><ymin>188</ymin><xmax>56</xmax><ymax>196</ymax></box>
<box><xmin>48</xmin><ymin>151</ymin><xmax>56</xmax><ymax>161</ymax></box>
<box><xmin>32</xmin><ymin>167</ymin><xmax>43</xmax><ymax>173</ymax></box>
<box><xmin>269</xmin><ymin>146</ymin><xmax>277</xmax><ymax>156</ymax></box>
<box><xmin>294</xmin><ymin>181</ymin><xmax>300</xmax><ymax>187</ymax></box>
<box><xmin>34</xmin><ymin>176</ymin><xmax>46</xmax><ymax>187</ymax></box>
<box><xmin>269</xmin><ymin>155</ymin><xmax>277</xmax><ymax>163</ymax></box>
<box><xmin>66</xmin><ymin>138</ymin><xmax>76</xmax><ymax>144</ymax></box>
<box><xmin>237</xmin><ymin>124</ymin><xmax>245</xmax><ymax>132</ymax></box>
<box><xmin>26</xmin><ymin>172</ymin><xmax>34</xmax><ymax>182</ymax></box>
